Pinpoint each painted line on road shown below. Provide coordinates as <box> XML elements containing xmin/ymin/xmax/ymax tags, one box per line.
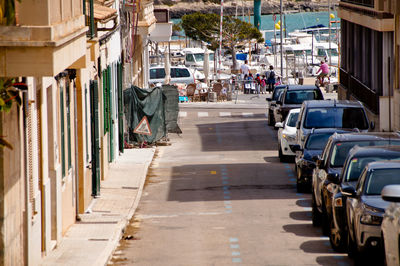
<box><xmin>232</xmin><ymin>258</ymin><xmax>242</xmax><ymax>263</ymax></box>
<box><xmin>230</xmin><ymin>244</ymin><xmax>240</xmax><ymax>249</ymax></box>
<box><xmin>219</xmin><ymin>112</ymin><xmax>231</xmax><ymax>117</ymax></box>
<box><xmin>198</xmin><ymin>112</ymin><xmax>209</xmax><ymax>117</ymax></box>
<box><xmin>242</xmin><ymin>112</ymin><xmax>254</xmax><ymax>117</ymax></box>
<box><xmin>178</xmin><ymin>111</ymin><xmax>187</xmax><ymax>117</ymax></box>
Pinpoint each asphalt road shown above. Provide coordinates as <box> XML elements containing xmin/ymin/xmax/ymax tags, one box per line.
<box><xmin>110</xmin><ymin>95</ymin><xmax>353</xmax><ymax>266</ymax></box>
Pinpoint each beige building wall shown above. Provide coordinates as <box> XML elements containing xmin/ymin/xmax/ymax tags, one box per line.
<box><xmin>0</xmin><ymin>103</ymin><xmax>25</xmax><ymax>266</ymax></box>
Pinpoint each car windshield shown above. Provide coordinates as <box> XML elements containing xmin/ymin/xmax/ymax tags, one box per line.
<box><xmin>304</xmin><ymin>107</ymin><xmax>369</xmax><ymax>129</ymax></box>
<box><xmin>330</xmin><ymin>140</ymin><xmax>400</xmax><ymax>168</ymax></box>
<box><xmin>286</xmin><ymin>112</ymin><xmax>299</xmax><ymax>127</ymax></box>
<box><xmin>272</xmin><ymin>87</ymin><xmax>285</xmax><ymax>101</ymax></box>
<box><xmin>365</xmin><ymin>169</ymin><xmax>400</xmax><ymax>195</ymax></box>
<box><xmin>344</xmin><ymin>156</ymin><xmax>400</xmax><ymax>182</ymax></box>
<box><xmin>284</xmin><ymin>90</ymin><xmax>323</xmax><ymax>104</ymax></box>
<box><xmin>171</xmin><ymin>68</ymin><xmax>190</xmax><ymax>78</ymax></box>
<box><xmin>305</xmin><ymin>133</ymin><xmax>333</xmax><ymax>150</ymax></box>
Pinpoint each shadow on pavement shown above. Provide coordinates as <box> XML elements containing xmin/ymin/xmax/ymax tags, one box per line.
<box><xmin>283</xmin><ymin>223</ymin><xmax>323</xmax><ymax>237</ymax></box>
<box><xmin>289</xmin><ymin>211</ymin><xmax>312</xmax><ymax>221</ymax></box>
<box><xmin>296</xmin><ymin>198</ymin><xmax>312</xmax><ymax>207</ymax></box>
<box><xmin>167</xmin><ymin>163</ymin><xmax>300</xmax><ymax>201</ymax></box>
<box><xmin>197</xmin><ymin>120</ymin><xmax>276</xmax><ymax>152</ymax></box>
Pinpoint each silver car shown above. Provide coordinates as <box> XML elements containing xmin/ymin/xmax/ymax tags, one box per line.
<box><xmin>149</xmin><ymin>65</ymin><xmax>195</xmax><ymax>86</ymax></box>
<box><xmin>381</xmin><ymin>184</ymin><xmax>400</xmax><ymax>266</ymax></box>
<box><xmin>344</xmin><ymin>161</ymin><xmax>400</xmax><ymax>257</ymax></box>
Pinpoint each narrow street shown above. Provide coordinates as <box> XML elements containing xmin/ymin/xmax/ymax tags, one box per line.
<box><xmin>110</xmin><ymin>100</ymin><xmax>352</xmax><ymax>265</ymax></box>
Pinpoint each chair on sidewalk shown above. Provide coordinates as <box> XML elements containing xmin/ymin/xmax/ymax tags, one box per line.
<box><xmin>212</xmin><ymin>83</ymin><xmax>225</xmax><ymax>101</ymax></box>
<box><xmin>186</xmin><ymin>83</ymin><xmax>197</xmax><ymax>102</ymax></box>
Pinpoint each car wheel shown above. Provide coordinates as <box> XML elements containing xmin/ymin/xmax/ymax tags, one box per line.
<box><xmin>347</xmin><ymin>226</ymin><xmax>357</xmax><ymax>258</ymax></box>
<box><xmin>329</xmin><ymin>219</ymin><xmax>346</xmax><ymax>252</ymax></box>
<box><xmin>278</xmin><ymin>145</ymin><xmax>286</xmax><ymax>162</ymax></box>
<box><xmin>296</xmin><ymin>168</ymin><xmax>305</xmax><ymax>193</ymax></box>
<box><xmin>268</xmin><ymin>111</ymin><xmax>274</xmax><ymax>126</ymax></box>
<box><xmin>312</xmin><ymin>192</ymin><xmax>321</xmax><ymax>227</ymax></box>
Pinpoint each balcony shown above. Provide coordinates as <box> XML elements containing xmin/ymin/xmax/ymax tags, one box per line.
<box><xmin>340</xmin><ymin>68</ymin><xmax>380</xmax><ymax>114</ymax></box>
<box><xmin>341</xmin><ymin>0</ymin><xmax>373</xmax><ymax>8</ymax></box>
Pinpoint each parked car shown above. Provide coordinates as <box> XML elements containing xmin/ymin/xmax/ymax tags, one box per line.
<box><xmin>330</xmin><ymin>146</ymin><xmax>400</xmax><ymax>252</ymax></box>
<box><xmin>345</xmin><ymin>161</ymin><xmax>400</xmax><ymax>257</ymax></box>
<box><xmin>381</xmin><ymin>184</ymin><xmax>400</xmax><ymax>266</ymax></box>
<box><xmin>296</xmin><ymin>100</ymin><xmax>373</xmax><ymax>148</ymax></box>
<box><xmin>311</xmin><ymin>132</ymin><xmax>400</xmax><ymax>235</ymax></box>
<box><xmin>292</xmin><ymin>128</ymin><xmax>348</xmax><ymax>193</ymax></box>
<box><xmin>149</xmin><ymin>65</ymin><xmax>195</xmax><ymax>86</ymax></box>
<box><xmin>276</xmin><ymin>108</ymin><xmax>300</xmax><ymax>162</ymax></box>
<box><xmin>266</xmin><ymin>85</ymin><xmax>287</xmax><ymax>126</ymax></box>
<box><xmin>273</xmin><ymin>85</ymin><xmax>324</xmax><ymax>124</ymax></box>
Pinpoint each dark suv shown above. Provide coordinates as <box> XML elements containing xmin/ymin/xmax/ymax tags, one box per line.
<box><xmin>330</xmin><ymin>146</ymin><xmax>400</xmax><ymax>252</ymax></box>
<box><xmin>266</xmin><ymin>85</ymin><xmax>287</xmax><ymax>126</ymax></box>
<box><xmin>311</xmin><ymin>132</ymin><xmax>400</xmax><ymax>234</ymax></box>
<box><xmin>296</xmin><ymin>100</ymin><xmax>373</xmax><ymax>147</ymax></box>
<box><xmin>273</xmin><ymin>85</ymin><xmax>323</xmax><ymax>124</ymax></box>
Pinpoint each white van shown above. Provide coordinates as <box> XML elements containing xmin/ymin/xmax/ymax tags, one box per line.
<box><xmin>149</xmin><ymin>65</ymin><xmax>195</xmax><ymax>86</ymax></box>
<box><xmin>183</xmin><ymin>48</ymin><xmax>215</xmax><ymax>70</ymax></box>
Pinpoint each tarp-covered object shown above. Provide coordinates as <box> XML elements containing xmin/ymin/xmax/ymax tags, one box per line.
<box><xmin>162</xmin><ymin>85</ymin><xmax>182</xmax><ymax>134</ymax></box>
<box><xmin>124</xmin><ymin>86</ymin><xmax>166</xmax><ymax>144</ymax></box>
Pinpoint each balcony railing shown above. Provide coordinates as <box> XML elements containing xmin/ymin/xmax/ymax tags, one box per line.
<box><xmin>340</xmin><ymin>68</ymin><xmax>380</xmax><ymax>114</ymax></box>
<box><xmin>341</xmin><ymin>0</ymin><xmax>374</xmax><ymax>8</ymax></box>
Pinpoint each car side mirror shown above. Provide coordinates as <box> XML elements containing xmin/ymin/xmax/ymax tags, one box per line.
<box><xmin>276</xmin><ymin>100</ymin><xmax>282</xmax><ymax>105</ymax></box>
<box><xmin>341</xmin><ymin>186</ymin><xmax>356</xmax><ymax>198</ymax></box>
<box><xmin>296</xmin><ymin>121</ymin><xmax>300</xmax><ymax>129</ymax></box>
<box><xmin>289</xmin><ymin>144</ymin><xmax>302</xmax><ymax>153</ymax></box>
<box><xmin>275</xmin><ymin>122</ymin><xmax>284</xmax><ymax>128</ymax></box>
<box><xmin>327</xmin><ymin>173</ymin><xmax>340</xmax><ymax>184</ymax></box>
<box><xmin>370</xmin><ymin>121</ymin><xmax>375</xmax><ymax>130</ymax></box>
<box><xmin>381</xmin><ymin>185</ymin><xmax>400</xmax><ymax>202</ymax></box>
<box><xmin>266</xmin><ymin>97</ymin><xmax>272</xmax><ymax>102</ymax></box>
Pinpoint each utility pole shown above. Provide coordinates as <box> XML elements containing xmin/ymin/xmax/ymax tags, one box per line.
<box><xmin>280</xmin><ymin>0</ymin><xmax>283</xmax><ymax>81</ymax></box>
<box><xmin>328</xmin><ymin>0</ymin><xmax>332</xmax><ymax>66</ymax></box>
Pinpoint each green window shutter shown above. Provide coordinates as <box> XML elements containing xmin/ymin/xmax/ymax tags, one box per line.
<box><xmin>90</xmin><ymin>80</ymin><xmax>101</xmax><ymax>196</ymax></box>
<box><xmin>60</xmin><ymin>84</ymin><xmax>66</xmax><ymax>177</ymax></box>
<box><xmin>66</xmin><ymin>81</ymin><xmax>72</xmax><ymax>169</ymax></box>
<box><xmin>103</xmin><ymin>69</ymin><xmax>109</xmax><ymax>133</ymax></box>
<box><xmin>85</xmin><ymin>84</ymin><xmax>89</xmax><ymax>162</ymax></box>
<box><xmin>108</xmin><ymin>65</ymin><xmax>113</xmax><ymax>162</ymax></box>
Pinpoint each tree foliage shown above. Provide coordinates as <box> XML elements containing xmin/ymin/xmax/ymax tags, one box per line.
<box><xmin>181</xmin><ymin>12</ymin><xmax>264</xmax><ymax>69</ymax></box>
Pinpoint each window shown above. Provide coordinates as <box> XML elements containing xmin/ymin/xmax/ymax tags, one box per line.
<box><xmin>284</xmin><ymin>90</ymin><xmax>322</xmax><ymax>104</ymax></box>
<box><xmin>186</xmin><ymin>54</ymin><xmax>194</xmax><ymax>62</ymax></box>
<box><xmin>304</xmin><ymin>107</ymin><xmax>369</xmax><ymax>129</ymax></box>
<box><xmin>171</xmin><ymin>68</ymin><xmax>190</xmax><ymax>78</ymax></box>
<box><xmin>365</xmin><ymin>169</ymin><xmax>400</xmax><ymax>195</ymax></box>
<box><xmin>286</xmin><ymin>112</ymin><xmax>299</xmax><ymax>127</ymax></box>
<box><xmin>305</xmin><ymin>133</ymin><xmax>332</xmax><ymax>150</ymax></box>
<box><xmin>345</xmin><ymin>156</ymin><xmax>400</xmax><ymax>182</ymax></box>
<box><xmin>150</xmin><ymin>68</ymin><xmax>166</xmax><ymax>79</ymax></box>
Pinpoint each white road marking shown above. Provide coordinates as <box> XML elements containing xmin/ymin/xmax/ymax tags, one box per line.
<box><xmin>198</xmin><ymin>112</ymin><xmax>209</xmax><ymax>117</ymax></box>
<box><xmin>179</xmin><ymin>111</ymin><xmax>187</xmax><ymax>117</ymax></box>
<box><xmin>219</xmin><ymin>112</ymin><xmax>231</xmax><ymax>117</ymax></box>
<box><xmin>242</xmin><ymin>112</ymin><xmax>254</xmax><ymax>117</ymax></box>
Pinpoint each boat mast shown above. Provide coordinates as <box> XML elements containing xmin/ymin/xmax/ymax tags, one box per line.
<box><xmin>219</xmin><ymin>0</ymin><xmax>224</xmax><ymax>75</ymax></box>
<box><xmin>328</xmin><ymin>0</ymin><xmax>332</xmax><ymax>66</ymax></box>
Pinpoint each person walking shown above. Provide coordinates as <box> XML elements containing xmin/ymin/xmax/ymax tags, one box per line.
<box><xmin>266</xmin><ymin>65</ymin><xmax>276</xmax><ymax>93</ymax></box>
<box><xmin>261</xmin><ymin>75</ymin><xmax>267</xmax><ymax>94</ymax></box>
<box><xmin>240</xmin><ymin>60</ymin><xmax>250</xmax><ymax>92</ymax></box>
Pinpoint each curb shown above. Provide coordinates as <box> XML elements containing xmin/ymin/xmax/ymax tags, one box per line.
<box><xmin>102</xmin><ymin>147</ymin><xmax>157</xmax><ymax>266</ymax></box>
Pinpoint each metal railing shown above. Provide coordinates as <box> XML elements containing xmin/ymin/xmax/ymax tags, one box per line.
<box><xmin>349</xmin><ymin>75</ymin><xmax>379</xmax><ymax>114</ymax></box>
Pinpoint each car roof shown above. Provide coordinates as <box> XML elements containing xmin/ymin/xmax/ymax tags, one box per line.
<box><xmin>302</xmin><ymin>100</ymin><xmax>363</xmax><ymax>108</ymax></box>
<box><xmin>286</xmin><ymin>85</ymin><xmax>319</xmax><ymax>91</ymax></box>
<box><xmin>348</xmin><ymin>145</ymin><xmax>400</xmax><ymax>158</ymax></box>
<box><xmin>366</xmin><ymin>160</ymin><xmax>400</xmax><ymax>170</ymax></box>
<box><xmin>274</xmin><ymin>85</ymin><xmax>287</xmax><ymax>90</ymax></box>
<box><xmin>288</xmin><ymin>108</ymin><xmax>301</xmax><ymax>114</ymax></box>
<box><xmin>330</xmin><ymin>132</ymin><xmax>400</xmax><ymax>142</ymax></box>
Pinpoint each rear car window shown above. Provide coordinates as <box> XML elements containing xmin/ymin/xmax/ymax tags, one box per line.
<box><xmin>345</xmin><ymin>156</ymin><xmax>400</xmax><ymax>182</ymax></box>
<box><xmin>150</xmin><ymin>68</ymin><xmax>166</xmax><ymax>79</ymax></box>
<box><xmin>304</xmin><ymin>107</ymin><xmax>368</xmax><ymax>129</ymax></box>
<box><xmin>365</xmin><ymin>169</ymin><xmax>400</xmax><ymax>195</ymax></box>
<box><xmin>272</xmin><ymin>87</ymin><xmax>285</xmax><ymax>101</ymax></box>
<box><xmin>171</xmin><ymin>68</ymin><xmax>190</xmax><ymax>78</ymax></box>
<box><xmin>286</xmin><ymin>112</ymin><xmax>299</xmax><ymax>127</ymax></box>
<box><xmin>330</xmin><ymin>140</ymin><xmax>400</xmax><ymax>167</ymax></box>
<box><xmin>284</xmin><ymin>89</ymin><xmax>323</xmax><ymax>104</ymax></box>
<box><xmin>305</xmin><ymin>133</ymin><xmax>333</xmax><ymax>150</ymax></box>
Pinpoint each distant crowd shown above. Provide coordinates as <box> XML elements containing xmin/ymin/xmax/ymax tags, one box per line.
<box><xmin>239</xmin><ymin>60</ymin><xmax>281</xmax><ymax>94</ymax></box>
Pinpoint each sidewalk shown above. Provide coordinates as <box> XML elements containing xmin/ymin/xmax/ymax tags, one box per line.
<box><xmin>41</xmin><ymin>148</ymin><xmax>156</xmax><ymax>266</ymax></box>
